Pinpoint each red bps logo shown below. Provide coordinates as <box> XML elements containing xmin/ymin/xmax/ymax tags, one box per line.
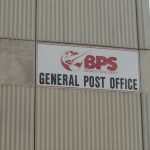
<box><xmin>61</xmin><ymin>50</ymin><xmax>118</xmax><ymax>72</ymax></box>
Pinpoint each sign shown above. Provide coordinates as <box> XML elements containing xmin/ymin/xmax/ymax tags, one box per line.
<box><xmin>37</xmin><ymin>43</ymin><xmax>140</xmax><ymax>92</ymax></box>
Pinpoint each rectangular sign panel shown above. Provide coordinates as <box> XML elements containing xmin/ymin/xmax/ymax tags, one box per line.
<box><xmin>37</xmin><ymin>43</ymin><xmax>140</xmax><ymax>92</ymax></box>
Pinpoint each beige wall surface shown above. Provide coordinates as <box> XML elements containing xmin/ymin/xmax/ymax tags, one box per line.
<box><xmin>137</xmin><ymin>0</ymin><xmax>150</xmax><ymax>49</ymax></box>
<box><xmin>0</xmin><ymin>0</ymin><xmax>149</xmax><ymax>50</ymax></box>
<box><xmin>0</xmin><ymin>85</ymin><xmax>34</xmax><ymax>150</ymax></box>
<box><xmin>142</xmin><ymin>93</ymin><xmax>150</xmax><ymax>150</ymax></box>
<box><xmin>140</xmin><ymin>50</ymin><xmax>150</xmax><ymax>150</ymax></box>
<box><xmin>0</xmin><ymin>0</ymin><xmax>35</xmax><ymax>40</ymax></box>
<box><xmin>0</xmin><ymin>39</ymin><xmax>35</xmax><ymax>150</ymax></box>
<box><xmin>140</xmin><ymin>50</ymin><xmax>150</xmax><ymax>93</ymax></box>
<box><xmin>35</xmin><ymin>87</ymin><xmax>142</xmax><ymax>150</ymax></box>
<box><xmin>0</xmin><ymin>0</ymin><xmax>150</xmax><ymax>150</ymax></box>
<box><xmin>37</xmin><ymin>0</ymin><xmax>138</xmax><ymax>49</ymax></box>
<box><xmin>0</xmin><ymin>39</ymin><xmax>35</xmax><ymax>86</ymax></box>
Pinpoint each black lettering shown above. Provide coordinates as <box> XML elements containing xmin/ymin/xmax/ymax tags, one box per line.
<box><xmin>128</xmin><ymin>79</ymin><xmax>133</xmax><ymax>90</ymax></box>
<box><xmin>39</xmin><ymin>73</ymin><xmax>45</xmax><ymax>84</ymax></box>
<box><xmin>133</xmin><ymin>79</ymin><xmax>138</xmax><ymax>90</ymax></box>
<box><xmin>46</xmin><ymin>73</ymin><xmax>50</xmax><ymax>84</ymax></box>
<box><xmin>63</xmin><ymin>74</ymin><xmax>68</xmax><ymax>85</ymax></box>
<box><xmin>116</xmin><ymin>78</ymin><xmax>120</xmax><ymax>89</ymax></box>
<box><xmin>120</xmin><ymin>78</ymin><xmax>124</xmax><ymax>89</ymax></box>
<box><xmin>95</xmin><ymin>77</ymin><xmax>100</xmax><ymax>88</ymax></box>
<box><xmin>84</xmin><ymin>76</ymin><xmax>88</xmax><ymax>87</ymax></box>
<box><xmin>125</xmin><ymin>78</ymin><xmax>128</xmax><ymax>89</ymax></box>
<box><xmin>75</xmin><ymin>75</ymin><xmax>79</xmax><ymax>86</ymax></box>
<box><xmin>57</xmin><ymin>74</ymin><xmax>62</xmax><ymax>85</ymax></box>
<box><xmin>101</xmin><ymin>77</ymin><xmax>105</xmax><ymax>88</ymax></box>
<box><xmin>51</xmin><ymin>74</ymin><xmax>57</xmax><ymax>85</ymax></box>
<box><xmin>69</xmin><ymin>75</ymin><xmax>74</xmax><ymax>86</ymax></box>
<box><xmin>110</xmin><ymin>78</ymin><xmax>115</xmax><ymax>89</ymax></box>
<box><xmin>89</xmin><ymin>76</ymin><xmax>94</xmax><ymax>87</ymax></box>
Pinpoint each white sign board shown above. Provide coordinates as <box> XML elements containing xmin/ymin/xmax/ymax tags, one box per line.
<box><xmin>37</xmin><ymin>43</ymin><xmax>140</xmax><ymax>92</ymax></box>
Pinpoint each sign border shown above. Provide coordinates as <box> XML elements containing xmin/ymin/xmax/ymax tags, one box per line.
<box><xmin>36</xmin><ymin>42</ymin><xmax>141</xmax><ymax>93</ymax></box>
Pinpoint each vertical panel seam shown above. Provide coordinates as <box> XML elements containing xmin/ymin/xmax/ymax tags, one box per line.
<box><xmin>34</xmin><ymin>0</ymin><xmax>38</xmax><ymax>150</ymax></box>
<box><xmin>135</xmin><ymin>0</ymin><xmax>145</xmax><ymax>150</ymax></box>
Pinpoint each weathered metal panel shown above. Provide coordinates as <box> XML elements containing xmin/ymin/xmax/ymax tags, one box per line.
<box><xmin>142</xmin><ymin>93</ymin><xmax>150</xmax><ymax>150</ymax></box>
<box><xmin>37</xmin><ymin>0</ymin><xmax>137</xmax><ymax>48</ymax></box>
<box><xmin>36</xmin><ymin>87</ymin><xmax>142</xmax><ymax>150</ymax></box>
<box><xmin>0</xmin><ymin>85</ymin><xmax>34</xmax><ymax>150</ymax></box>
<box><xmin>0</xmin><ymin>39</ymin><xmax>35</xmax><ymax>86</ymax></box>
<box><xmin>140</xmin><ymin>50</ymin><xmax>150</xmax><ymax>150</ymax></box>
<box><xmin>137</xmin><ymin>0</ymin><xmax>150</xmax><ymax>49</ymax></box>
<box><xmin>37</xmin><ymin>0</ymin><xmax>138</xmax><ymax>48</ymax></box>
<box><xmin>140</xmin><ymin>50</ymin><xmax>150</xmax><ymax>93</ymax></box>
<box><xmin>0</xmin><ymin>0</ymin><xmax>35</xmax><ymax>40</ymax></box>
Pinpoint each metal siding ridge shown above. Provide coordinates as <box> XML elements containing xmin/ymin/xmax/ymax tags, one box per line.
<box><xmin>37</xmin><ymin>0</ymin><xmax>138</xmax><ymax>49</ymax></box>
<box><xmin>35</xmin><ymin>87</ymin><xmax>142</xmax><ymax>150</ymax></box>
<box><xmin>142</xmin><ymin>93</ymin><xmax>150</xmax><ymax>150</ymax></box>
<box><xmin>0</xmin><ymin>0</ymin><xmax>35</xmax><ymax>40</ymax></box>
<box><xmin>0</xmin><ymin>85</ymin><xmax>34</xmax><ymax>150</ymax></box>
<box><xmin>138</xmin><ymin>0</ymin><xmax>150</xmax><ymax>49</ymax></box>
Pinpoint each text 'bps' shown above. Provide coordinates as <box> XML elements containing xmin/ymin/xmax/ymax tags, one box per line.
<box><xmin>84</xmin><ymin>55</ymin><xmax>118</xmax><ymax>71</ymax></box>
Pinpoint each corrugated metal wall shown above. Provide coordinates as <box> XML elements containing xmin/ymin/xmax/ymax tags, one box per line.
<box><xmin>137</xmin><ymin>0</ymin><xmax>150</xmax><ymax>49</ymax></box>
<box><xmin>0</xmin><ymin>85</ymin><xmax>34</xmax><ymax>150</ymax></box>
<box><xmin>140</xmin><ymin>50</ymin><xmax>150</xmax><ymax>150</ymax></box>
<box><xmin>142</xmin><ymin>93</ymin><xmax>150</xmax><ymax>150</ymax></box>
<box><xmin>37</xmin><ymin>0</ymin><xmax>138</xmax><ymax>48</ymax></box>
<box><xmin>36</xmin><ymin>87</ymin><xmax>142</xmax><ymax>150</ymax></box>
<box><xmin>0</xmin><ymin>0</ymin><xmax>35</xmax><ymax>40</ymax></box>
<box><xmin>0</xmin><ymin>0</ymin><xmax>149</xmax><ymax>49</ymax></box>
<box><xmin>1</xmin><ymin>0</ymin><xmax>150</xmax><ymax>150</ymax></box>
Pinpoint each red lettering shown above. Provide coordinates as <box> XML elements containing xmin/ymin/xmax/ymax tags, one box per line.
<box><xmin>107</xmin><ymin>57</ymin><xmax>118</xmax><ymax>71</ymax></box>
<box><xmin>84</xmin><ymin>55</ymin><xmax>96</xmax><ymax>69</ymax></box>
<box><xmin>96</xmin><ymin>56</ymin><xmax>107</xmax><ymax>69</ymax></box>
<box><xmin>84</xmin><ymin>55</ymin><xmax>118</xmax><ymax>71</ymax></box>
